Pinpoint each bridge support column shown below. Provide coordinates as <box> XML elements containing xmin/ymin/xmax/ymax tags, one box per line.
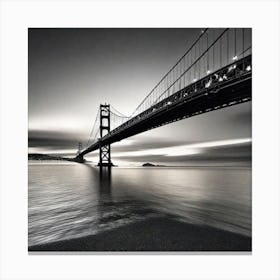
<box><xmin>98</xmin><ymin>104</ymin><xmax>113</xmax><ymax>167</ymax></box>
<box><xmin>98</xmin><ymin>144</ymin><xmax>112</xmax><ymax>167</ymax></box>
<box><xmin>75</xmin><ymin>154</ymin><xmax>85</xmax><ymax>163</ymax></box>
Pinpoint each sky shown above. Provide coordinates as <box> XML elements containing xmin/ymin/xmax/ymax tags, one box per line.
<box><xmin>28</xmin><ymin>28</ymin><xmax>252</xmax><ymax>166</ymax></box>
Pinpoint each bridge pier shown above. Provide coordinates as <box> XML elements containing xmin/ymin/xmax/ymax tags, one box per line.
<box><xmin>98</xmin><ymin>144</ymin><xmax>113</xmax><ymax>167</ymax></box>
<box><xmin>98</xmin><ymin>104</ymin><xmax>113</xmax><ymax>168</ymax></box>
<box><xmin>74</xmin><ymin>154</ymin><xmax>85</xmax><ymax>163</ymax></box>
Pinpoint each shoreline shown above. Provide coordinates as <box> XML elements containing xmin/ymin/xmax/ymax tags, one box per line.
<box><xmin>29</xmin><ymin>217</ymin><xmax>251</xmax><ymax>252</ymax></box>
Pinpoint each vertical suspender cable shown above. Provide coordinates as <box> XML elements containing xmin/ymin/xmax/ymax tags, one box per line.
<box><xmin>207</xmin><ymin>31</ymin><xmax>209</xmax><ymax>72</ymax></box>
<box><xmin>227</xmin><ymin>29</ymin><xmax>229</xmax><ymax>63</ymax></box>
<box><xmin>87</xmin><ymin>108</ymin><xmax>100</xmax><ymax>147</ymax></box>
<box><xmin>220</xmin><ymin>29</ymin><xmax>222</xmax><ymax>68</ymax></box>
<box><xmin>194</xmin><ymin>45</ymin><xmax>197</xmax><ymax>89</ymax></box>
<box><xmin>242</xmin><ymin>28</ymin><xmax>245</xmax><ymax>58</ymax></box>
<box><xmin>234</xmin><ymin>28</ymin><xmax>237</xmax><ymax>58</ymax></box>
<box><xmin>212</xmin><ymin>29</ymin><xmax>215</xmax><ymax>71</ymax></box>
<box><xmin>198</xmin><ymin>36</ymin><xmax>201</xmax><ymax>79</ymax></box>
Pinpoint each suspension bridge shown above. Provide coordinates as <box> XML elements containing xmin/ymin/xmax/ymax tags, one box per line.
<box><xmin>75</xmin><ymin>28</ymin><xmax>252</xmax><ymax>166</ymax></box>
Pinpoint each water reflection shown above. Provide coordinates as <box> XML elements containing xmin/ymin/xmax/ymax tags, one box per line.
<box><xmin>98</xmin><ymin>167</ymin><xmax>112</xmax><ymax>196</ymax></box>
<box><xmin>28</xmin><ymin>162</ymin><xmax>251</xmax><ymax>246</ymax></box>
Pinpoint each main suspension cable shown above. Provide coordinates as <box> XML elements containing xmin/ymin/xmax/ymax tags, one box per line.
<box><xmin>87</xmin><ymin>107</ymin><xmax>100</xmax><ymax>146</ymax></box>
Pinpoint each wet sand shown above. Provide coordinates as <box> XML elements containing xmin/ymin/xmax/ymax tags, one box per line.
<box><xmin>29</xmin><ymin>218</ymin><xmax>251</xmax><ymax>252</ymax></box>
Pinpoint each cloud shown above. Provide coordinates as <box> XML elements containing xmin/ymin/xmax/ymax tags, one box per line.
<box><xmin>28</xmin><ymin>127</ymin><xmax>252</xmax><ymax>165</ymax></box>
<box><xmin>112</xmin><ymin>139</ymin><xmax>252</xmax><ymax>165</ymax></box>
<box><xmin>113</xmin><ymin>138</ymin><xmax>251</xmax><ymax>158</ymax></box>
<box><xmin>28</xmin><ymin>129</ymin><xmax>193</xmax><ymax>154</ymax></box>
<box><xmin>28</xmin><ymin>129</ymin><xmax>85</xmax><ymax>150</ymax></box>
<box><xmin>111</xmin><ymin>137</ymin><xmax>190</xmax><ymax>152</ymax></box>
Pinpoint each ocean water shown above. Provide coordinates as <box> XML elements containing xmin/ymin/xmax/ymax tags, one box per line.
<box><xmin>28</xmin><ymin>162</ymin><xmax>251</xmax><ymax>246</ymax></box>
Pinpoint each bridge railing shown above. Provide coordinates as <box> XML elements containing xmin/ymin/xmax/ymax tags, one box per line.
<box><xmin>131</xmin><ymin>28</ymin><xmax>251</xmax><ymax>117</ymax></box>
<box><xmin>104</xmin><ymin>54</ymin><xmax>251</xmax><ymax>141</ymax></box>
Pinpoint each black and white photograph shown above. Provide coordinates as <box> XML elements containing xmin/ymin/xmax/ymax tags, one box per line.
<box><xmin>1</xmin><ymin>1</ymin><xmax>280</xmax><ymax>280</ymax></box>
<box><xmin>28</xmin><ymin>28</ymin><xmax>252</xmax><ymax>251</ymax></box>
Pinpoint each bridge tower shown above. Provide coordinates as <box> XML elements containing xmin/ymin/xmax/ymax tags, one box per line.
<box><xmin>98</xmin><ymin>104</ymin><xmax>112</xmax><ymax>167</ymax></box>
<box><xmin>76</xmin><ymin>142</ymin><xmax>82</xmax><ymax>156</ymax></box>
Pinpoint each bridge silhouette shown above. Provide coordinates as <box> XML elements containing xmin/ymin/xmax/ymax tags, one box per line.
<box><xmin>75</xmin><ymin>28</ymin><xmax>252</xmax><ymax>166</ymax></box>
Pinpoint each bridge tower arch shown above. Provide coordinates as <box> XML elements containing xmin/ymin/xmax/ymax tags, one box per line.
<box><xmin>98</xmin><ymin>104</ymin><xmax>112</xmax><ymax>167</ymax></box>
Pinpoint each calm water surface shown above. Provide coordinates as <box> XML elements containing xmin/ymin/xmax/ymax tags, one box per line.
<box><xmin>28</xmin><ymin>162</ymin><xmax>251</xmax><ymax>246</ymax></box>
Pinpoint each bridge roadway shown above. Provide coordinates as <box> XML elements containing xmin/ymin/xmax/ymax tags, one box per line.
<box><xmin>79</xmin><ymin>55</ymin><xmax>251</xmax><ymax>158</ymax></box>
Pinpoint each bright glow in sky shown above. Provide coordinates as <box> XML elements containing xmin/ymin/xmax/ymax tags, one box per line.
<box><xmin>113</xmin><ymin>138</ymin><xmax>251</xmax><ymax>158</ymax></box>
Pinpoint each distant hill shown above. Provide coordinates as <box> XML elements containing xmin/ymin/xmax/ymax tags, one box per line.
<box><xmin>142</xmin><ymin>162</ymin><xmax>166</xmax><ymax>167</ymax></box>
<box><xmin>28</xmin><ymin>153</ymin><xmax>74</xmax><ymax>162</ymax></box>
<box><xmin>142</xmin><ymin>162</ymin><xmax>155</xmax><ymax>167</ymax></box>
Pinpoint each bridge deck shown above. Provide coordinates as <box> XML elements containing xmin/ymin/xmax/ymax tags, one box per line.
<box><xmin>79</xmin><ymin>55</ymin><xmax>251</xmax><ymax>157</ymax></box>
